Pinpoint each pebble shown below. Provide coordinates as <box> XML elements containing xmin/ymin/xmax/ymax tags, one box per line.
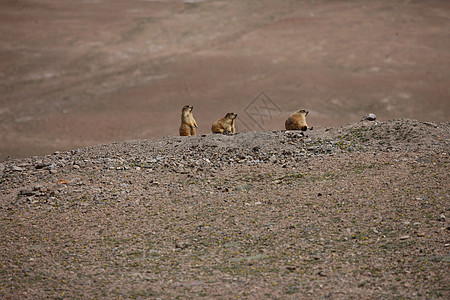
<box><xmin>367</xmin><ymin>113</ymin><xmax>377</xmax><ymax>121</ymax></box>
<box><xmin>35</xmin><ymin>162</ymin><xmax>49</xmax><ymax>169</ymax></box>
<box><xmin>399</xmin><ymin>235</ymin><xmax>410</xmax><ymax>240</ymax></box>
<box><xmin>19</xmin><ymin>188</ymin><xmax>34</xmax><ymax>196</ymax></box>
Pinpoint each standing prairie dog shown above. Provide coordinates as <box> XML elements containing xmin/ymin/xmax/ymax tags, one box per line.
<box><xmin>179</xmin><ymin>105</ymin><xmax>198</xmax><ymax>136</ymax></box>
<box><xmin>285</xmin><ymin>109</ymin><xmax>310</xmax><ymax>131</ymax></box>
<box><xmin>211</xmin><ymin>113</ymin><xmax>237</xmax><ymax>134</ymax></box>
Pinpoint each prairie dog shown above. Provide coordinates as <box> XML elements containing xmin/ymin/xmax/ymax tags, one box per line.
<box><xmin>179</xmin><ymin>105</ymin><xmax>198</xmax><ymax>136</ymax></box>
<box><xmin>211</xmin><ymin>113</ymin><xmax>237</xmax><ymax>134</ymax></box>
<box><xmin>285</xmin><ymin>109</ymin><xmax>309</xmax><ymax>131</ymax></box>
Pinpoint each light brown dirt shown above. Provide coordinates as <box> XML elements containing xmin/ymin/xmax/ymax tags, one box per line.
<box><xmin>1</xmin><ymin>0</ymin><xmax>449</xmax><ymax>160</ymax></box>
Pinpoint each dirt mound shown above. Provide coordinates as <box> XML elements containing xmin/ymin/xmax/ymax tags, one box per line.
<box><xmin>54</xmin><ymin>118</ymin><xmax>448</xmax><ymax>171</ymax></box>
<box><xmin>1</xmin><ymin>119</ymin><xmax>449</xmax><ymax>299</ymax></box>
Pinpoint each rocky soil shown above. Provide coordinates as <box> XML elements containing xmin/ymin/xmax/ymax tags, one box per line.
<box><xmin>1</xmin><ymin>118</ymin><xmax>449</xmax><ymax>299</ymax></box>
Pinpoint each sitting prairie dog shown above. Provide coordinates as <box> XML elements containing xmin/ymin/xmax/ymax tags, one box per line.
<box><xmin>179</xmin><ymin>105</ymin><xmax>198</xmax><ymax>136</ymax></box>
<box><xmin>285</xmin><ymin>109</ymin><xmax>310</xmax><ymax>131</ymax></box>
<box><xmin>211</xmin><ymin>112</ymin><xmax>237</xmax><ymax>134</ymax></box>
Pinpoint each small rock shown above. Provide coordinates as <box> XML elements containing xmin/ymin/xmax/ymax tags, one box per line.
<box><xmin>417</xmin><ymin>232</ymin><xmax>425</xmax><ymax>237</ymax></box>
<box><xmin>286</xmin><ymin>266</ymin><xmax>296</xmax><ymax>272</ymax></box>
<box><xmin>438</xmin><ymin>214</ymin><xmax>446</xmax><ymax>221</ymax></box>
<box><xmin>175</xmin><ymin>242</ymin><xmax>190</xmax><ymax>249</ymax></box>
<box><xmin>33</xmin><ymin>185</ymin><xmax>46</xmax><ymax>192</ymax></box>
<box><xmin>19</xmin><ymin>188</ymin><xmax>34</xmax><ymax>196</ymax></box>
<box><xmin>73</xmin><ymin>165</ymin><xmax>80</xmax><ymax>169</ymax></box>
<box><xmin>399</xmin><ymin>235</ymin><xmax>410</xmax><ymax>240</ymax></box>
<box><xmin>361</xmin><ymin>113</ymin><xmax>377</xmax><ymax>121</ymax></box>
<box><xmin>423</xmin><ymin>122</ymin><xmax>438</xmax><ymax>128</ymax></box>
<box><xmin>12</xmin><ymin>166</ymin><xmax>24</xmax><ymax>172</ymax></box>
<box><xmin>35</xmin><ymin>162</ymin><xmax>50</xmax><ymax>169</ymax></box>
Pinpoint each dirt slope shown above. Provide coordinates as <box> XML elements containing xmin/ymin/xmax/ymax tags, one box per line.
<box><xmin>1</xmin><ymin>119</ymin><xmax>449</xmax><ymax>299</ymax></box>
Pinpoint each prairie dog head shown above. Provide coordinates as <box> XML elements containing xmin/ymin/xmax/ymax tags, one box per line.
<box><xmin>225</xmin><ymin>112</ymin><xmax>238</xmax><ymax>120</ymax></box>
<box><xmin>295</xmin><ymin>109</ymin><xmax>309</xmax><ymax>116</ymax></box>
<box><xmin>182</xmin><ymin>105</ymin><xmax>194</xmax><ymax>113</ymax></box>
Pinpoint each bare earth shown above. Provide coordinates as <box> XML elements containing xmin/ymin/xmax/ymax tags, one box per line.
<box><xmin>0</xmin><ymin>119</ymin><xmax>449</xmax><ymax>299</ymax></box>
<box><xmin>1</xmin><ymin>0</ymin><xmax>449</xmax><ymax>298</ymax></box>
<box><xmin>0</xmin><ymin>0</ymin><xmax>449</xmax><ymax>160</ymax></box>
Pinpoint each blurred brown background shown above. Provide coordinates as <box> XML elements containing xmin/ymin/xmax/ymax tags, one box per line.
<box><xmin>1</xmin><ymin>0</ymin><xmax>449</xmax><ymax>161</ymax></box>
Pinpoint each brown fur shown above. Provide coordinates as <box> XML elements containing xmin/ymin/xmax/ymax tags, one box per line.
<box><xmin>285</xmin><ymin>109</ymin><xmax>309</xmax><ymax>131</ymax></box>
<box><xmin>179</xmin><ymin>105</ymin><xmax>198</xmax><ymax>136</ymax></box>
<box><xmin>211</xmin><ymin>112</ymin><xmax>237</xmax><ymax>134</ymax></box>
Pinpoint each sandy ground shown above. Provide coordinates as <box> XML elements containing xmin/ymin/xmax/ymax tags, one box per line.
<box><xmin>1</xmin><ymin>0</ymin><xmax>449</xmax><ymax>160</ymax></box>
